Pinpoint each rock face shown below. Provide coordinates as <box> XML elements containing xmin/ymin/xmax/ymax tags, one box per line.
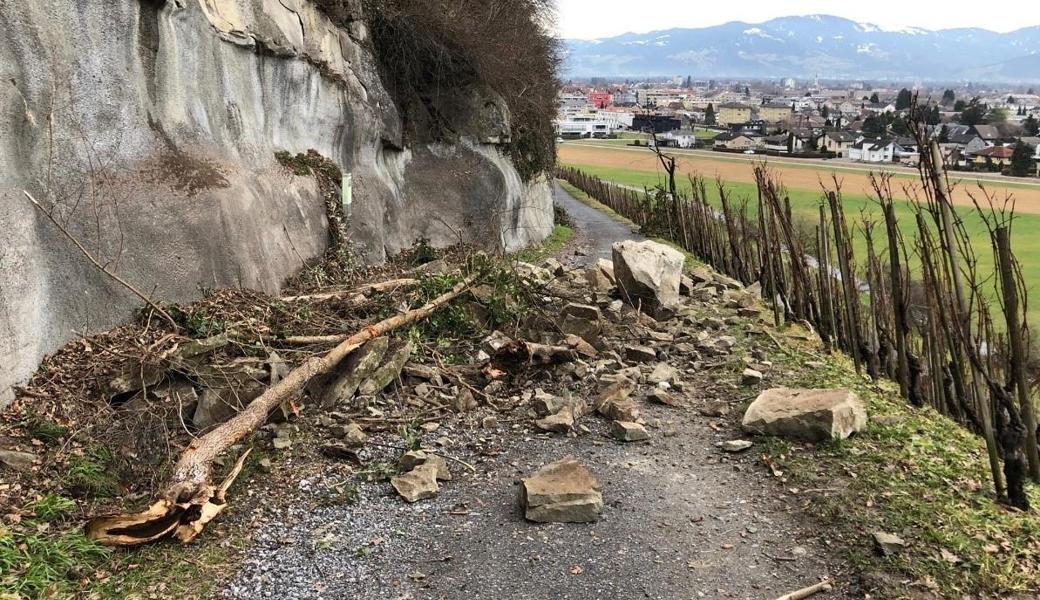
<box><xmin>742</xmin><ymin>388</ymin><xmax>868</xmax><ymax>442</ymax></box>
<box><xmin>611</xmin><ymin>241</ymin><xmax>685</xmax><ymax>312</ymax></box>
<box><xmin>0</xmin><ymin>0</ymin><xmax>553</xmax><ymax>407</ymax></box>
<box><xmin>521</xmin><ymin>457</ymin><xmax>603</xmax><ymax>523</ymax></box>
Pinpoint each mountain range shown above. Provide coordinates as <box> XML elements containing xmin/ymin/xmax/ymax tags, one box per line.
<box><xmin>563</xmin><ymin>15</ymin><xmax>1040</xmax><ymax>82</ymax></box>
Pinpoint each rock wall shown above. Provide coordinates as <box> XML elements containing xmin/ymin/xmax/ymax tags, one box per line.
<box><xmin>0</xmin><ymin>0</ymin><xmax>554</xmax><ymax>406</ymax></box>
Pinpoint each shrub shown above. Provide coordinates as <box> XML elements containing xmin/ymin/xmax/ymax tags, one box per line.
<box><xmin>318</xmin><ymin>0</ymin><xmax>560</xmax><ymax>181</ymax></box>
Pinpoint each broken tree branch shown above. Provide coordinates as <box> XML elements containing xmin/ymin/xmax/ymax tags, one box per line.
<box><xmin>774</xmin><ymin>579</ymin><xmax>833</xmax><ymax>600</ymax></box>
<box><xmin>86</xmin><ymin>273</ymin><xmax>480</xmax><ymax>547</ymax></box>
<box><xmin>280</xmin><ymin>278</ymin><xmax>419</xmax><ymax>303</ymax></box>
<box><xmin>24</xmin><ymin>190</ymin><xmax>179</xmax><ymax>330</ymax></box>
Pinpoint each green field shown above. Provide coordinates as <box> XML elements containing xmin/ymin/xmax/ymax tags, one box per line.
<box><xmin>560</xmin><ymin>162</ymin><xmax>1040</xmax><ymax>324</ymax></box>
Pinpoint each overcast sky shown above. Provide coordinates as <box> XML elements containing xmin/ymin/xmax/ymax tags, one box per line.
<box><xmin>556</xmin><ymin>0</ymin><xmax>1038</xmax><ymax>39</ymax></box>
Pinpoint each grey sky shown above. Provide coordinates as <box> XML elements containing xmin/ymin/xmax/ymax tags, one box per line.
<box><xmin>556</xmin><ymin>0</ymin><xmax>1039</xmax><ymax>39</ymax></box>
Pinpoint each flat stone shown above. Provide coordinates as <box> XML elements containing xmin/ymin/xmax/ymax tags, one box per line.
<box><xmin>873</xmin><ymin>532</ymin><xmax>906</xmax><ymax>556</ymax></box>
<box><xmin>741</xmin><ymin>368</ymin><xmax>764</xmax><ymax>386</ymax></box>
<box><xmin>521</xmin><ymin>456</ymin><xmax>603</xmax><ymax>523</ymax></box>
<box><xmin>391</xmin><ymin>463</ymin><xmax>440</xmax><ymax>503</ymax></box>
<box><xmin>648</xmin><ymin>388</ymin><xmax>681</xmax><ymax>407</ymax></box>
<box><xmin>611</xmin><ymin>421</ymin><xmax>650</xmax><ymax>442</ymax></box>
<box><xmin>624</xmin><ymin>345</ymin><xmax>657</xmax><ymax>363</ymax></box>
<box><xmin>272</xmin><ymin>437</ymin><xmax>292</xmax><ymax>450</ymax></box>
<box><xmin>742</xmin><ymin>388</ymin><xmax>868</xmax><ymax>442</ymax></box>
<box><xmin>648</xmin><ymin>363</ymin><xmax>679</xmax><ymax>385</ymax></box>
<box><xmin>399</xmin><ymin>451</ymin><xmax>452</xmax><ymax>481</ymax></box>
<box><xmin>535</xmin><ymin>409</ymin><xmax>574</xmax><ymax>433</ymax></box>
<box><xmin>0</xmin><ymin>450</ymin><xmax>37</xmax><ymax>472</ymax></box>
<box><xmin>339</xmin><ymin>422</ymin><xmax>367</xmax><ymax>446</ymax></box>
<box><xmin>718</xmin><ymin>440</ymin><xmax>753</xmax><ymax>453</ymax></box>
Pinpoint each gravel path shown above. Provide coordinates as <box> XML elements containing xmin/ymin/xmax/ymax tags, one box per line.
<box><xmin>552</xmin><ymin>181</ymin><xmax>646</xmax><ymax>266</ymax></box>
<box><xmin>221</xmin><ymin>185</ymin><xmax>854</xmax><ymax>599</ymax></box>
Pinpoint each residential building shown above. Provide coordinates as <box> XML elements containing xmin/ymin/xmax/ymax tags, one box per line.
<box><xmin>588</xmin><ymin>91</ymin><xmax>611</xmax><ymax>109</ymax></box>
<box><xmin>763</xmin><ymin>134</ymin><xmax>789</xmax><ymax>153</ymax></box>
<box><xmin>848</xmin><ymin>138</ymin><xmax>897</xmax><ymax>163</ymax></box>
<box><xmin>949</xmin><ymin>132</ymin><xmax>988</xmax><ymax>156</ymax></box>
<box><xmin>822</xmin><ymin>131</ymin><xmax>857</xmax><ymax>157</ymax></box>
<box><xmin>972</xmin><ymin>125</ymin><xmax>1002</xmax><ymax>143</ymax></box>
<box><xmin>758</xmin><ymin>102</ymin><xmax>795</xmax><ymax>123</ymax></box>
<box><xmin>660</xmin><ymin>130</ymin><xmax>696</xmax><ymax>149</ymax></box>
<box><xmin>973</xmin><ymin>145</ymin><xmax>1014</xmax><ymax>168</ymax></box>
<box><xmin>714</xmin><ymin>131</ymin><xmax>762</xmax><ymax>151</ymax></box>
<box><xmin>717</xmin><ymin>103</ymin><xmax>752</xmax><ymax>126</ymax></box>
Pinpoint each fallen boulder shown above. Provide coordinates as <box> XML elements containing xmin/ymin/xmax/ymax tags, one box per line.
<box><xmin>611</xmin><ymin>240</ymin><xmax>684</xmax><ymax>313</ymax></box>
<box><xmin>358</xmin><ymin>341</ymin><xmax>413</xmax><ymax>396</ymax></box>
<box><xmin>399</xmin><ymin>451</ymin><xmax>452</xmax><ymax>481</ymax></box>
<box><xmin>742</xmin><ymin>388</ymin><xmax>868</xmax><ymax>442</ymax></box>
<box><xmin>391</xmin><ymin>463</ymin><xmax>440</xmax><ymax>503</ymax></box>
<box><xmin>611</xmin><ymin>421</ymin><xmax>650</xmax><ymax>442</ymax></box>
<box><xmin>323</xmin><ymin>337</ymin><xmax>390</xmax><ymax>405</ymax></box>
<box><xmin>521</xmin><ymin>457</ymin><xmax>603</xmax><ymax>523</ymax></box>
<box><xmin>0</xmin><ymin>449</ymin><xmax>37</xmax><ymax>472</ymax></box>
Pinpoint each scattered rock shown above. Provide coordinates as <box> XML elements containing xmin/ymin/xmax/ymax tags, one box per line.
<box><xmin>358</xmin><ymin>341</ymin><xmax>414</xmax><ymax>396</ymax></box>
<box><xmin>742</xmin><ymin>388</ymin><xmax>868</xmax><ymax>442</ymax></box>
<box><xmin>193</xmin><ymin>382</ymin><xmax>264</xmax><ymax>431</ymax></box>
<box><xmin>598</xmin><ymin>398</ymin><xmax>640</xmax><ymax>422</ymax></box>
<box><xmin>482</xmin><ymin>331</ymin><xmax>515</xmax><ymax>354</ymax></box>
<box><xmin>648</xmin><ymin>388</ymin><xmax>681</xmax><ymax>407</ymax></box>
<box><xmin>698</xmin><ymin>401</ymin><xmax>731</xmax><ymax>417</ymax></box>
<box><xmin>611</xmin><ymin>240</ymin><xmax>684</xmax><ymax>312</ymax></box>
<box><xmin>532</xmin><ymin>389</ymin><xmax>564</xmax><ymax>416</ymax></box>
<box><xmin>535</xmin><ymin>409</ymin><xmax>575</xmax><ymax>433</ymax></box>
<box><xmin>0</xmin><ymin>450</ymin><xmax>37</xmax><ymax>472</ymax></box>
<box><xmin>399</xmin><ymin>451</ymin><xmax>452</xmax><ymax>481</ymax></box>
<box><xmin>560</xmin><ymin>303</ymin><xmax>603</xmax><ymax>338</ymax></box>
<box><xmin>718</xmin><ymin>440</ymin><xmax>753</xmax><ymax>453</ymax></box>
<box><xmin>741</xmin><ymin>368</ymin><xmax>764</xmax><ymax>386</ymax></box>
<box><xmin>321</xmin><ymin>443</ymin><xmax>361</xmax><ymax>463</ymax></box>
<box><xmin>648</xmin><ymin>363</ymin><xmax>679</xmax><ymax>385</ymax></box>
<box><xmin>272</xmin><ymin>437</ymin><xmax>293</xmax><ymax>450</ymax></box>
<box><xmin>521</xmin><ymin>457</ymin><xmax>603</xmax><ymax>523</ymax></box>
<box><xmin>873</xmin><ymin>532</ymin><xmax>906</xmax><ymax>556</ymax></box>
<box><xmin>335</xmin><ymin>422</ymin><xmax>367</xmax><ymax>446</ymax></box>
<box><xmin>391</xmin><ymin>463</ymin><xmax>440</xmax><ymax>503</ymax></box>
<box><xmin>452</xmin><ymin>387</ymin><xmax>478</xmax><ymax>413</ymax></box>
<box><xmin>482</xmin><ymin>416</ymin><xmax>498</xmax><ymax>429</ymax></box>
<box><xmin>611</xmin><ymin>421</ymin><xmax>650</xmax><ymax>442</ymax></box>
<box><xmin>323</xmin><ymin>337</ymin><xmax>390</xmax><ymax>405</ymax></box>
<box><xmin>585</xmin><ymin>261</ymin><xmax>615</xmax><ymax>292</ymax></box>
<box><xmin>541</xmin><ymin>257</ymin><xmax>565</xmax><ymax>276</ymax></box>
<box><xmin>624</xmin><ymin>345</ymin><xmax>657</xmax><ymax>363</ymax></box>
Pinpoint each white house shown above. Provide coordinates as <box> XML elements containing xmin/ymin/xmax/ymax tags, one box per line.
<box><xmin>660</xmin><ymin>130</ymin><xmax>696</xmax><ymax>148</ymax></box>
<box><xmin>848</xmin><ymin>138</ymin><xmax>896</xmax><ymax>163</ymax></box>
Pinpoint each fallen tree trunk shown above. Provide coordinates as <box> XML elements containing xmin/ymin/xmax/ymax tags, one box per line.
<box><xmin>87</xmin><ymin>274</ymin><xmax>479</xmax><ymax>547</ymax></box>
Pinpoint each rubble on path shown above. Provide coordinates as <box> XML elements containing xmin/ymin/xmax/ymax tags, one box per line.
<box><xmin>391</xmin><ymin>463</ymin><xmax>440</xmax><ymax>503</ymax></box>
<box><xmin>520</xmin><ymin>457</ymin><xmax>603</xmax><ymax>523</ymax></box>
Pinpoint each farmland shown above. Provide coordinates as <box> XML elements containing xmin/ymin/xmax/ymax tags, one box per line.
<box><xmin>558</xmin><ymin>140</ymin><xmax>1040</xmax><ymax>322</ymax></box>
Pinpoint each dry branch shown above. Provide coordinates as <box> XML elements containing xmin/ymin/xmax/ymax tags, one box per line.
<box><xmin>86</xmin><ymin>274</ymin><xmax>479</xmax><ymax>547</ymax></box>
<box><xmin>23</xmin><ymin>190</ymin><xmax>179</xmax><ymax>330</ymax></box>
<box><xmin>773</xmin><ymin>579</ymin><xmax>833</xmax><ymax>600</ymax></box>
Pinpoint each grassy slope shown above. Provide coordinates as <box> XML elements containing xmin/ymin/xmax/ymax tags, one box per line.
<box><xmin>559</xmin><ymin>162</ymin><xmax>1040</xmax><ymax>324</ymax></box>
<box><xmin>770</xmin><ymin>332</ymin><xmax>1040</xmax><ymax>595</ymax></box>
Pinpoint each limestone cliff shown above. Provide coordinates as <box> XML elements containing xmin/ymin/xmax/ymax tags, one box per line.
<box><xmin>0</xmin><ymin>0</ymin><xmax>554</xmax><ymax>405</ymax></box>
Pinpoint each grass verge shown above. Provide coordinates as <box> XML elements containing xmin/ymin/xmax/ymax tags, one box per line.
<box><xmin>760</xmin><ymin>333</ymin><xmax>1040</xmax><ymax>595</ymax></box>
<box><xmin>516</xmin><ymin>224</ymin><xmax>575</xmax><ymax>264</ymax></box>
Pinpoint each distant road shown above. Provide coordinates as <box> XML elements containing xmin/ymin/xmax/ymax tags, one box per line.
<box><xmin>563</xmin><ymin>140</ymin><xmax>1040</xmax><ymax>190</ymax></box>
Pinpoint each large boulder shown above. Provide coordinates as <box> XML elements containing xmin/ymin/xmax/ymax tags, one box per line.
<box><xmin>611</xmin><ymin>240</ymin><xmax>684</xmax><ymax>312</ymax></box>
<box><xmin>742</xmin><ymin>388</ymin><xmax>868</xmax><ymax>442</ymax></box>
<box><xmin>520</xmin><ymin>457</ymin><xmax>603</xmax><ymax>523</ymax></box>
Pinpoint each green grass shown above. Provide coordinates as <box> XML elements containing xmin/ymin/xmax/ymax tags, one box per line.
<box><xmin>0</xmin><ymin>525</ymin><xmax>111</xmax><ymax>597</ymax></box>
<box><xmin>767</xmin><ymin>341</ymin><xmax>1040</xmax><ymax>595</ymax></box>
<box><xmin>27</xmin><ymin>494</ymin><xmax>77</xmax><ymax>523</ymax></box>
<box><xmin>516</xmin><ymin>224</ymin><xmax>575</xmax><ymax>263</ymax></box>
<box><xmin>63</xmin><ymin>446</ymin><xmax>120</xmax><ymax>498</ymax></box>
<box><xmin>561</xmin><ymin>161</ymin><xmax>1040</xmax><ymax>324</ymax></box>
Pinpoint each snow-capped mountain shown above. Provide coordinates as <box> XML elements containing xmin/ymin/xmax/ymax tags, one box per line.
<box><xmin>564</xmin><ymin>15</ymin><xmax>1040</xmax><ymax>81</ymax></box>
